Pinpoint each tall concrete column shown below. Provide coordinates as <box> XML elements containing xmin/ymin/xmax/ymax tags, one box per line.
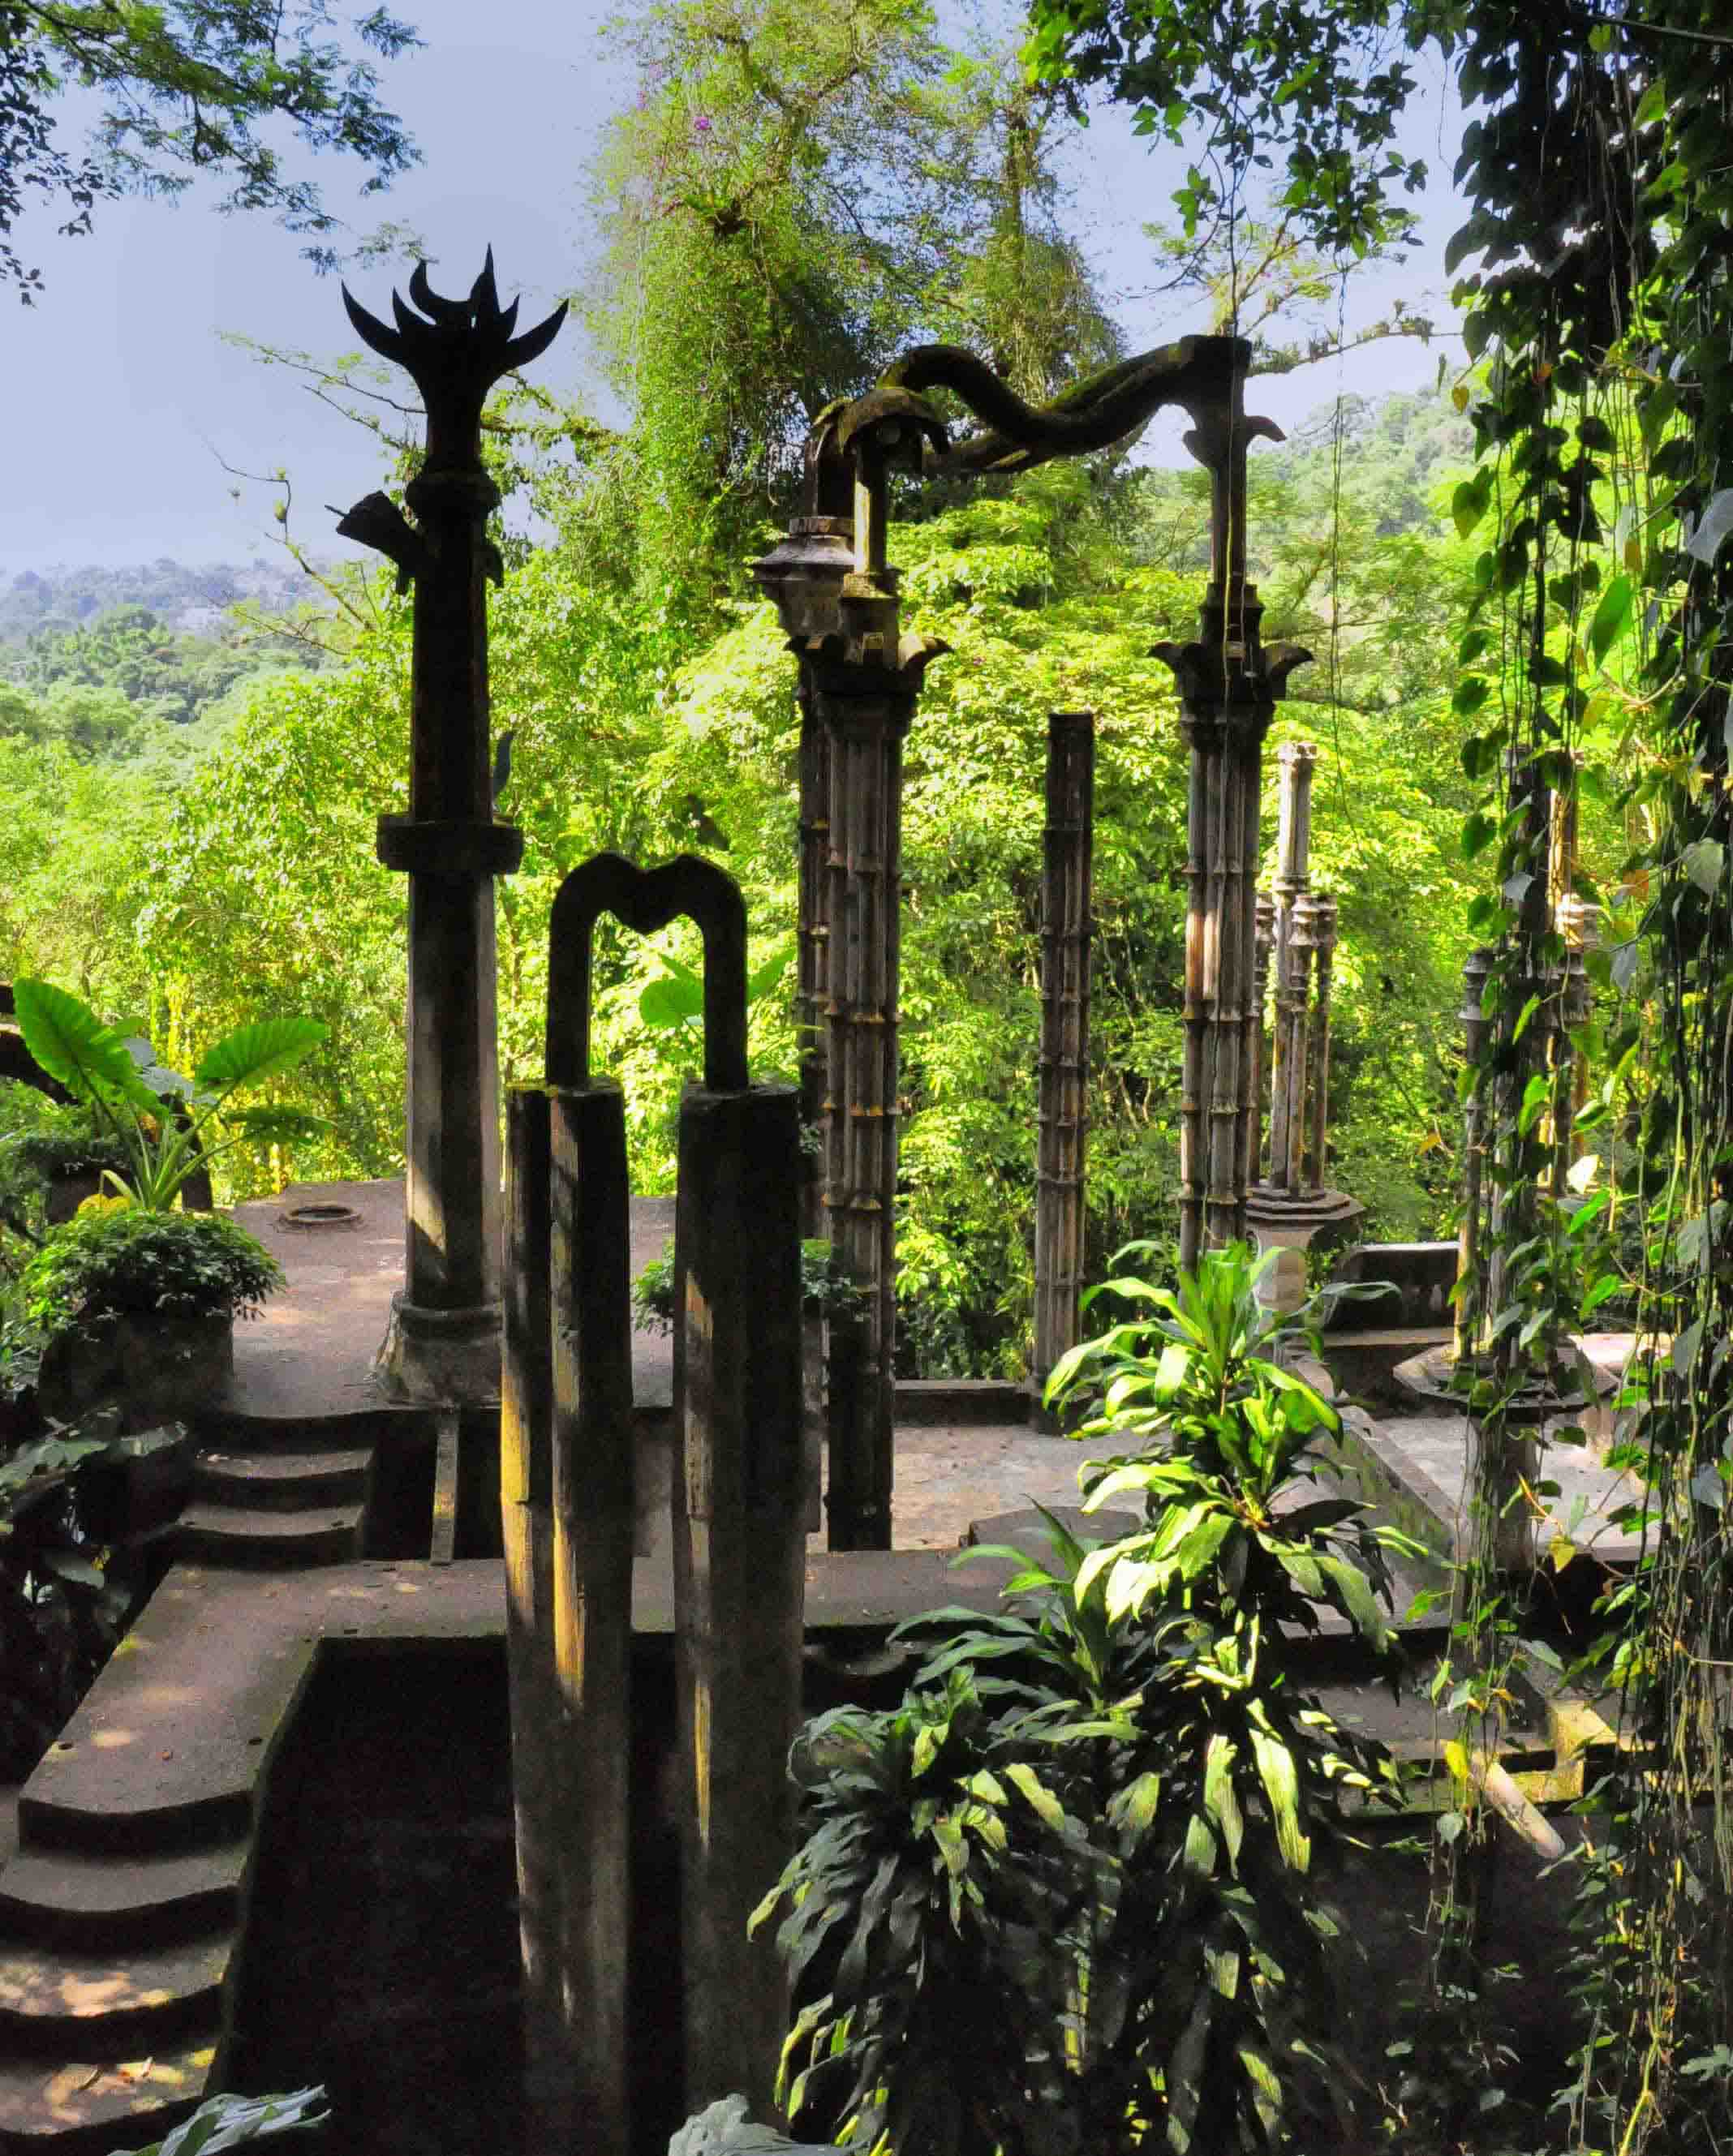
<box><xmin>1244</xmin><ymin>742</ymin><xmax>1360</xmax><ymax>1303</ymax></box>
<box><xmin>1033</xmin><ymin>710</ymin><xmax>1095</xmax><ymax>1385</ymax></box>
<box><xmin>336</xmin><ymin>252</ymin><xmax>565</xmax><ymax>1402</ymax></box>
<box><xmin>1154</xmin><ymin>345</ymin><xmax>1309</xmax><ymax>1274</ymax></box>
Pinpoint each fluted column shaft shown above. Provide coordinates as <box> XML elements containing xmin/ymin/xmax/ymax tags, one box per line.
<box><xmin>1034</xmin><ymin>711</ymin><xmax>1094</xmax><ymax>1381</ymax></box>
<box><xmin>817</xmin><ymin>679</ymin><xmax>910</xmax><ymax>1548</ymax></box>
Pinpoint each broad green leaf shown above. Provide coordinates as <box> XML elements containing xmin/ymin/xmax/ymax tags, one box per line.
<box><xmin>1004</xmin><ymin>1761</ymin><xmax>1066</xmax><ymax>1831</ymax></box>
<box><xmin>747</xmin><ymin>947</ymin><xmax>793</xmax><ymax>999</ymax></box>
<box><xmin>222</xmin><ymin>1106</ymin><xmax>331</xmax><ymax>1148</ymax></box>
<box><xmin>1686</xmin><ymin>488</ymin><xmax>1733</xmax><ymax>565</ymax></box>
<box><xmin>194</xmin><ymin>1018</ymin><xmax>327</xmax><ymax>1094</ymax></box>
<box><xmin>1249</xmin><ymin>1729</ymin><xmax>1309</xmax><ymax>1872</ymax></box>
<box><xmin>1588</xmin><ymin>572</ymin><xmax>1633</xmax><ymax>664</ymax></box>
<box><xmin>1202</xmin><ymin>1734</ymin><xmax>1244</xmax><ymax>1869</ymax></box>
<box><xmin>14</xmin><ymin>979</ymin><xmax>159</xmax><ymax>1112</ymax></box>
<box><xmin>1683</xmin><ymin>839</ymin><xmax>1725</xmax><ymax>896</ymax></box>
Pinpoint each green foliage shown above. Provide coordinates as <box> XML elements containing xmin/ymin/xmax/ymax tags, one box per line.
<box><xmin>634</xmin><ymin>1235</ymin><xmax>861</xmax><ymax>1335</ymax></box>
<box><xmin>110</xmin><ymin>2087</ymin><xmax>329</xmax><ymax>2156</ymax></box>
<box><xmin>1046</xmin><ymin>1243</ymin><xmax>1413</xmax><ymax>1652</ymax></box>
<box><xmin>20</xmin><ymin>1206</ymin><xmax>282</xmax><ymax>1340</ymax></box>
<box><xmin>1021</xmin><ymin>0</ymin><xmax>1438</xmax><ymax>264</ymax></box>
<box><xmin>13</xmin><ymin>979</ymin><xmax>326</xmax><ymax>1209</ymax></box>
<box><xmin>760</xmin><ymin>1250</ymin><xmax>1409</xmax><ymax>2153</ymax></box>
<box><xmin>3</xmin><ymin>0</ymin><xmax>422</xmax><ymax>301</ymax></box>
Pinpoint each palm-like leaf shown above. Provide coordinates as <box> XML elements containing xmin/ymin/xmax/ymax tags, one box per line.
<box><xmin>194</xmin><ymin>1018</ymin><xmax>326</xmax><ymax>1094</ymax></box>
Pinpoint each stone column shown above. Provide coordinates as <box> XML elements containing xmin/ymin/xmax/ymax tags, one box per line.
<box><xmin>336</xmin><ymin>253</ymin><xmax>565</xmax><ymax>1404</ymax></box>
<box><xmin>1034</xmin><ymin>711</ymin><xmax>1094</xmax><ymax>1385</ymax></box>
<box><xmin>1154</xmin><ymin>352</ymin><xmax>1309</xmax><ymax>1274</ymax></box>
<box><xmin>754</xmin><ymin>397</ymin><xmax>945</xmax><ymax>1549</ymax></box>
<box><xmin>1265</xmin><ymin>741</ymin><xmax>1318</xmax><ymax>1196</ymax></box>
<box><xmin>1251</xmin><ymin>891</ymin><xmax>1275</xmax><ymax>1187</ymax></box>
<box><xmin>673</xmin><ymin>1080</ymin><xmax>806</xmax><ymax>2119</ymax></box>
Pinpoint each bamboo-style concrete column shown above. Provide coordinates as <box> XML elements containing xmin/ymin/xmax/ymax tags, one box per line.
<box><xmin>1264</xmin><ymin>741</ymin><xmax>1318</xmax><ymax>1195</ymax></box>
<box><xmin>1251</xmin><ymin>891</ymin><xmax>1275</xmax><ymax>1185</ymax></box>
<box><xmin>1245</xmin><ymin>744</ymin><xmax>1358</xmax><ymax>1304</ymax></box>
<box><xmin>1034</xmin><ymin>711</ymin><xmax>1095</xmax><ymax>1383</ymax></box>
<box><xmin>336</xmin><ymin>252</ymin><xmax>565</xmax><ymax>1403</ymax></box>
<box><xmin>1153</xmin><ymin>348</ymin><xmax>1310</xmax><ymax>1273</ymax></box>
<box><xmin>761</xmin><ymin>334</ymin><xmax>1278</xmax><ymax>1524</ymax></box>
<box><xmin>755</xmin><ymin>393</ymin><xmax>946</xmax><ymax>1550</ymax></box>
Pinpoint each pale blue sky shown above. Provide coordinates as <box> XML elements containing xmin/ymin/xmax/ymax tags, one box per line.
<box><xmin>2</xmin><ymin>1</ymin><xmax>1469</xmax><ymax>578</ymax></box>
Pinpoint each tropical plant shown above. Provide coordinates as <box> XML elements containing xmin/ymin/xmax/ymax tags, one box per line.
<box><xmin>1043</xmin><ymin>1241</ymin><xmax>1407</xmax><ymax>1648</ymax></box>
<box><xmin>110</xmin><ymin>2086</ymin><xmax>329</xmax><ymax>2156</ymax></box>
<box><xmin>759</xmin><ymin>1248</ymin><xmax>1413</xmax><ymax>2155</ymax></box>
<box><xmin>12</xmin><ymin>979</ymin><xmax>326</xmax><ymax>1210</ymax></box>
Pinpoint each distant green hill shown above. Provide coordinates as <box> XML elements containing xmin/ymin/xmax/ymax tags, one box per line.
<box><xmin>0</xmin><ymin>558</ymin><xmax>331</xmax><ymax>646</ymax></box>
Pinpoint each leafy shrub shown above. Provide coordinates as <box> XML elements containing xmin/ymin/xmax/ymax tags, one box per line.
<box><xmin>633</xmin><ymin>1237</ymin><xmax>862</xmax><ymax>1336</ymax></box>
<box><xmin>758</xmin><ymin>1245</ymin><xmax>1417</xmax><ymax>2156</ymax></box>
<box><xmin>0</xmin><ymin>1428</ymin><xmax>136</xmax><ymax>1778</ymax></box>
<box><xmin>22</xmin><ymin>1207</ymin><xmax>283</xmax><ymax>1341</ymax></box>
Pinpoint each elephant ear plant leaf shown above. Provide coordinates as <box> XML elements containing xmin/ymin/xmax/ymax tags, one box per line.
<box><xmin>759</xmin><ymin>1243</ymin><xmax>1416</xmax><ymax>2156</ymax></box>
<box><xmin>14</xmin><ymin>981</ymin><xmax>328</xmax><ymax>1211</ymax></box>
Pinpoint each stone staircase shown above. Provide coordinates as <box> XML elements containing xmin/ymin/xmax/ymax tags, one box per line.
<box><xmin>174</xmin><ymin>1441</ymin><xmax>373</xmax><ymax>1570</ymax></box>
<box><xmin>0</xmin><ymin>1403</ymin><xmax>386</xmax><ymax>2151</ymax></box>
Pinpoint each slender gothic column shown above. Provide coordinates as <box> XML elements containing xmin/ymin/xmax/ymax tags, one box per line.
<box><xmin>1303</xmin><ymin>891</ymin><xmax>1339</xmax><ymax>1193</ymax></box>
<box><xmin>1251</xmin><ymin>891</ymin><xmax>1275</xmax><ymax>1187</ymax></box>
<box><xmin>335</xmin><ymin>253</ymin><xmax>565</xmax><ymax>1402</ymax></box>
<box><xmin>1455</xmin><ymin>946</ymin><xmax>1497</xmax><ymax>1366</ymax></box>
<box><xmin>1034</xmin><ymin>711</ymin><xmax>1095</xmax><ymax>1383</ymax></box>
<box><xmin>1245</xmin><ymin>743</ymin><xmax>1359</xmax><ymax>1302</ymax></box>
<box><xmin>1265</xmin><ymin>741</ymin><xmax>1318</xmax><ymax>1195</ymax></box>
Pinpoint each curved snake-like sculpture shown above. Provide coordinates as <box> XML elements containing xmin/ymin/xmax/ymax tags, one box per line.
<box><xmin>840</xmin><ymin>335</ymin><xmax>1283</xmax><ymax>481</ymax></box>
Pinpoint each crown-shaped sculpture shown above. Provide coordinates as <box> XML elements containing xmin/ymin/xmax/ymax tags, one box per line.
<box><xmin>342</xmin><ymin>250</ymin><xmax>566</xmax><ymax>476</ymax></box>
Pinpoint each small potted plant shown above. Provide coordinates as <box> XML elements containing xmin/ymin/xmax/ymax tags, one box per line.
<box><xmin>21</xmin><ymin>1206</ymin><xmax>286</xmax><ymax>1424</ymax></box>
<box><xmin>11</xmin><ymin>981</ymin><xmax>326</xmax><ymax>1428</ymax></box>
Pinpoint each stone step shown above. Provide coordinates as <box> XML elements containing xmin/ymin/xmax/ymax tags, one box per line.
<box><xmin>172</xmin><ymin>1504</ymin><xmax>363</xmax><ymax>1570</ymax></box>
<box><xmin>192</xmin><ymin>1396</ymin><xmax>421</xmax><ymax>1455</ymax></box>
<box><xmin>0</xmin><ymin>2036</ymin><xmax>214</xmax><ymax>2154</ymax></box>
<box><xmin>20</xmin><ymin>1572</ymin><xmax>316</xmax><ymax>1858</ymax></box>
<box><xmin>191</xmin><ymin>1447</ymin><xmax>372</xmax><ymax>1513</ymax></box>
<box><xmin>0</xmin><ymin>1843</ymin><xmax>248</xmax><ymax>1952</ymax></box>
<box><xmin>0</xmin><ymin>1934</ymin><xmax>230</xmax><ymax>2056</ymax></box>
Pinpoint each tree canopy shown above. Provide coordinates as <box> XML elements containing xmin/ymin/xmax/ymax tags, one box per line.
<box><xmin>0</xmin><ymin>0</ymin><xmax>421</xmax><ymax>301</ymax></box>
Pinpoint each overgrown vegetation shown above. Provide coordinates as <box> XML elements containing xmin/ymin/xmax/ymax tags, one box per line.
<box><xmin>759</xmin><ymin>1248</ymin><xmax>1412</xmax><ymax>2154</ymax></box>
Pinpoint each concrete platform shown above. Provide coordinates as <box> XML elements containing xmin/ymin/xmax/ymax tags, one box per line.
<box><xmin>222</xmin><ymin>1178</ymin><xmax>1103</xmax><ymax>1552</ymax></box>
<box><xmin>1333</xmin><ymin>1337</ymin><xmax>1651</xmax><ymax>1574</ymax></box>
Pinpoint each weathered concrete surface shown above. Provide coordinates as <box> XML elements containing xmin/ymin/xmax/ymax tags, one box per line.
<box><xmin>1335</xmin><ymin>1334</ymin><xmax>1649</xmax><ymax>1574</ymax></box>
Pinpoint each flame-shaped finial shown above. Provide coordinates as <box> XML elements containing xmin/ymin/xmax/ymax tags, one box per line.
<box><xmin>341</xmin><ymin>248</ymin><xmax>567</xmax><ymax>475</ymax></box>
